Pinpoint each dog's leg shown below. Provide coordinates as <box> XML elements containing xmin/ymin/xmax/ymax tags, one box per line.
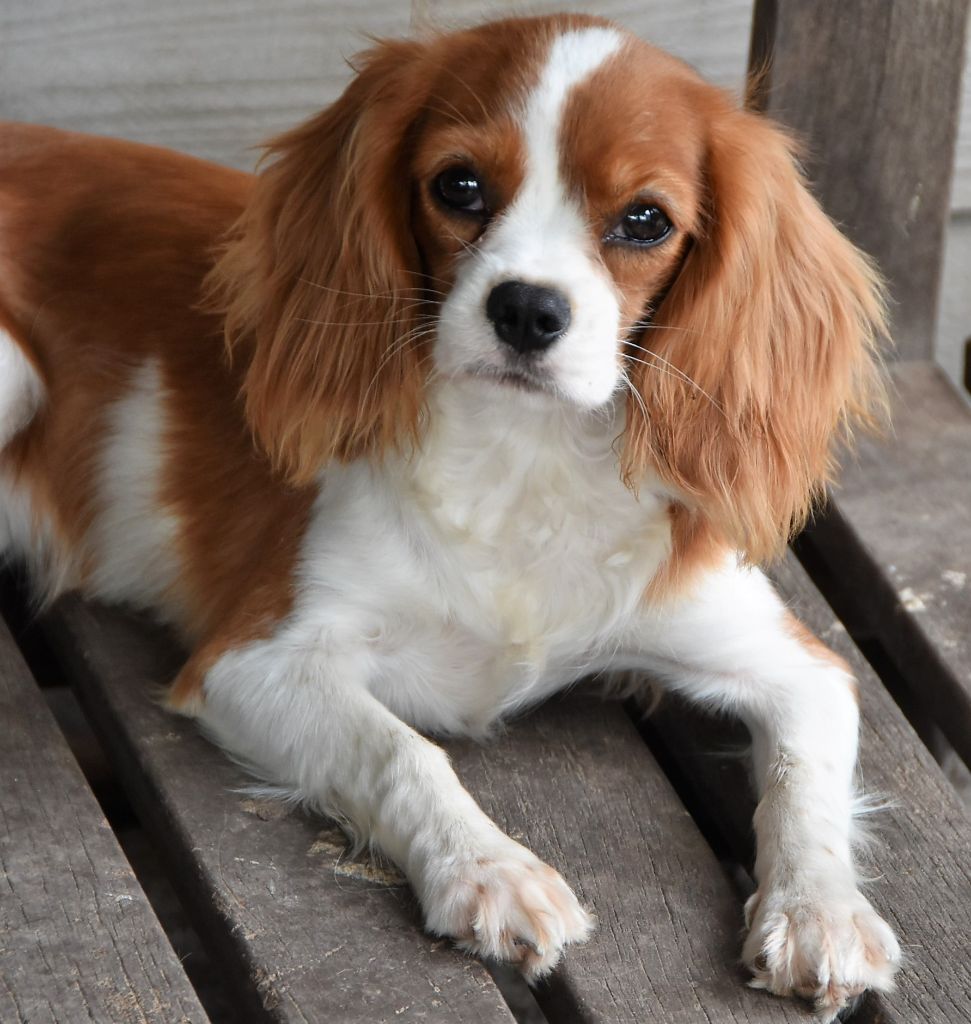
<box><xmin>624</xmin><ymin>556</ymin><xmax>900</xmax><ymax>1020</ymax></box>
<box><xmin>183</xmin><ymin>636</ymin><xmax>593</xmax><ymax>978</ymax></box>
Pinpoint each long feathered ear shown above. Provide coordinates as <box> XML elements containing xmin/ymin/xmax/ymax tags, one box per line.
<box><xmin>206</xmin><ymin>39</ymin><xmax>432</xmax><ymax>484</ymax></box>
<box><xmin>624</xmin><ymin>95</ymin><xmax>889</xmax><ymax>562</ymax></box>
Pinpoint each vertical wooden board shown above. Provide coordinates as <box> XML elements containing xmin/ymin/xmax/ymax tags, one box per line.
<box><xmin>808</xmin><ymin>362</ymin><xmax>971</xmax><ymax>768</ymax></box>
<box><xmin>749</xmin><ymin>0</ymin><xmax>971</xmax><ymax>360</ymax></box>
<box><xmin>949</xmin><ymin>53</ymin><xmax>971</xmax><ymax>212</ymax></box>
<box><xmin>447</xmin><ymin>700</ymin><xmax>808</xmax><ymax>1023</ymax></box>
<box><xmin>935</xmin><ymin>213</ymin><xmax>971</xmax><ymax>397</ymax></box>
<box><xmin>647</xmin><ymin>553</ymin><xmax>971</xmax><ymax>1023</ymax></box>
<box><xmin>0</xmin><ymin>616</ymin><xmax>208</xmax><ymax>1024</ymax></box>
<box><xmin>41</xmin><ymin>598</ymin><xmax>515</xmax><ymax>1024</ymax></box>
<box><xmin>0</xmin><ymin>0</ymin><xmax>413</xmax><ymax>171</ymax></box>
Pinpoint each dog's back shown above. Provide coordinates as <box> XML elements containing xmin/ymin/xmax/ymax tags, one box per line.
<box><xmin>0</xmin><ymin>125</ymin><xmax>308</xmax><ymax>639</ymax></box>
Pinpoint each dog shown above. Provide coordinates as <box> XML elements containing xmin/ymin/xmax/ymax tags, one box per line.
<box><xmin>0</xmin><ymin>13</ymin><xmax>899</xmax><ymax>1019</ymax></box>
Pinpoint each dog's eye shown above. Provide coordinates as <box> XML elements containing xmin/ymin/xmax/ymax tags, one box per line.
<box><xmin>434</xmin><ymin>166</ymin><xmax>486</xmax><ymax>214</ymax></box>
<box><xmin>609</xmin><ymin>203</ymin><xmax>673</xmax><ymax>246</ymax></box>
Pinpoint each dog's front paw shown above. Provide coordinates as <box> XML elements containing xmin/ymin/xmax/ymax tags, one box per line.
<box><xmin>421</xmin><ymin>836</ymin><xmax>594</xmax><ymax>980</ymax></box>
<box><xmin>743</xmin><ymin>886</ymin><xmax>900</xmax><ymax>1021</ymax></box>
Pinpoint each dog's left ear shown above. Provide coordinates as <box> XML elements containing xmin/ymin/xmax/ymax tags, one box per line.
<box><xmin>208</xmin><ymin>39</ymin><xmax>432</xmax><ymax>484</ymax></box>
<box><xmin>624</xmin><ymin>95</ymin><xmax>889</xmax><ymax>562</ymax></box>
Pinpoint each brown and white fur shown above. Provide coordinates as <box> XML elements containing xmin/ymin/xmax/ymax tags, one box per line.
<box><xmin>0</xmin><ymin>14</ymin><xmax>898</xmax><ymax>1019</ymax></box>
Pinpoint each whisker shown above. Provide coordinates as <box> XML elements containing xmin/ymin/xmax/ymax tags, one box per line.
<box><xmin>423</xmin><ymin>97</ymin><xmax>478</xmax><ymax>133</ymax></box>
<box><xmin>624</xmin><ymin>354</ymin><xmax>725</xmax><ymax>415</ymax></box>
<box><xmin>396</xmin><ymin>268</ymin><xmax>455</xmax><ymax>289</ymax></box>
<box><xmin>297</xmin><ymin>279</ymin><xmax>447</xmax><ymax>301</ymax></box>
<box><xmin>359</xmin><ymin>338</ymin><xmax>426</xmax><ymax>410</ymax></box>
<box><xmin>293</xmin><ymin>304</ymin><xmax>436</xmax><ymax>329</ymax></box>
<box><xmin>625</xmin><ymin>320</ymin><xmax>699</xmax><ymax>335</ymax></box>
<box><xmin>427</xmin><ymin>61</ymin><xmax>491</xmax><ymax>124</ymax></box>
<box><xmin>619</xmin><ymin>368</ymin><xmax>651</xmax><ymax>427</ymax></box>
<box><xmin>356</xmin><ymin>320</ymin><xmax>442</xmax><ymax>413</ymax></box>
<box><xmin>625</xmin><ymin>354</ymin><xmax>715</xmax><ymax>398</ymax></box>
<box><xmin>623</xmin><ymin>343</ymin><xmax>711</xmax><ymax>391</ymax></box>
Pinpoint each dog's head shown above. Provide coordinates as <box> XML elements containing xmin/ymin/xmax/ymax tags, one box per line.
<box><xmin>211</xmin><ymin>13</ymin><xmax>887</xmax><ymax>561</ymax></box>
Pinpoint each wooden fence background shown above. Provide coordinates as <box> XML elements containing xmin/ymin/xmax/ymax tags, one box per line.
<box><xmin>1</xmin><ymin>0</ymin><xmax>968</xmax><ymax>392</ymax></box>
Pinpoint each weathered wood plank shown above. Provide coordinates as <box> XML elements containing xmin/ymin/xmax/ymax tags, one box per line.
<box><xmin>805</xmin><ymin>362</ymin><xmax>971</xmax><ymax>769</ymax></box>
<box><xmin>0</xmin><ymin>0</ymin><xmax>754</xmax><ymax>177</ymax></box>
<box><xmin>41</xmin><ymin>596</ymin><xmax>811</xmax><ymax>1023</ymax></box>
<box><xmin>0</xmin><ymin>0</ymin><xmax>413</xmax><ymax>172</ymax></box>
<box><xmin>0</xmin><ymin>0</ymin><xmax>751</xmax><ymax>176</ymax></box>
<box><xmin>951</xmin><ymin>61</ymin><xmax>971</xmax><ymax>212</ymax></box>
<box><xmin>0</xmin><ymin>614</ymin><xmax>209</xmax><ymax>1024</ymax></box>
<box><xmin>39</xmin><ymin>597</ymin><xmax>517</xmax><ymax>1024</ymax></box>
<box><xmin>647</xmin><ymin>552</ymin><xmax>971</xmax><ymax>1023</ymax></box>
<box><xmin>419</xmin><ymin>0</ymin><xmax>753</xmax><ymax>92</ymax></box>
<box><xmin>8</xmin><ymin>0</ymin><xmax>971</xmax><ymax>223</ymax></box>
<box><xmin>448</xmin><ymin>700</ymin><xmax>807</xmax><ymax>1024</ymax></box>
<box><xmin>749</xmin><ymin>0</ymin><xmax>970</xmax><ymax>360</ymax></box>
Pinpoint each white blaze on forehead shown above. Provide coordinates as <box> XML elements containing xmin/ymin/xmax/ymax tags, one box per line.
<box><xmin>433</xmin><ymin>25</ymin><xmax>627</xmax><ymax>408</ymax></box>
<box><xmin>521</xmin><ymin>27</ymin><xmax>623</xmax><ymax>195</ymax></box>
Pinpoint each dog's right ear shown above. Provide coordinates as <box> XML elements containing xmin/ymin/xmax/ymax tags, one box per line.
<box><xmin>207</xmin><ymin>39</ymin><xmax>433</xmax><ymax>485</ymax></box>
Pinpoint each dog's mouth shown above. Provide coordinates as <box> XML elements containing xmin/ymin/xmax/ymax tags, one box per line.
<box><xmin>466</xmin><ymin>361</ymin><xmax>554</xmax><ymax>395</ymax></box>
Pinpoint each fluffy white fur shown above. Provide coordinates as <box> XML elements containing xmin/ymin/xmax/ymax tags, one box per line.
<box><xmin>87</xmin><ymin>359</ymin><xmax>184</xmax><ymax>619</ymax></box>
<box><xmin>0</xmin><ymin>329</ymin><xmax>43</xmax><ymax>450</ymax></box>
<box><xmin>0</xmin><ymin>329</ymin><xmax>74</xmax><ymax>597</ymax></box>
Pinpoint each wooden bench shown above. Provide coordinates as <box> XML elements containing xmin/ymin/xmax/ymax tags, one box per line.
<box><xmin>3</xmin><ymin>2</ymin><xmax>971</xmax><ymax>1022</ymax></box>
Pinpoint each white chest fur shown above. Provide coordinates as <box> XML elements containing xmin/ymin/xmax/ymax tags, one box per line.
<box><xmin>295</xmin><ymin>382</ymin><xmax>671</xmax><ymax>734</ymax></box>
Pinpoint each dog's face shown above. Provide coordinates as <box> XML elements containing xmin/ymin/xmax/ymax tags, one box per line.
<box><xmin>412</xmin><ymin>25</ymin><xmax>701</xmax><ymax>408</ymax></box>
<box><xmin>211</xmin><ymin>14</ymin><xmax>887</xmax><ymax>562</ymax></box>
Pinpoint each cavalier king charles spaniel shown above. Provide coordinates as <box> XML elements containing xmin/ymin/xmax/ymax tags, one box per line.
<box><xmin>0</xmin><ymin>13</ymin><xmax>898</xmax><ymax>1019</ymax></box>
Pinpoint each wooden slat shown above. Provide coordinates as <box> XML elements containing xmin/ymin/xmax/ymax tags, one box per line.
<box><xmin>39</xmin><ymin>598</ymin><xmax>517</xmax><ymax>1024</ymax></box>
<box><xmin>950</xmin><ymin>62</ymin><xmax>971</xmax><ymax>212</ymax></box>
<box><xmin>647</xmin><ymin>553</ymin><xmax>971</xmax><ymax>1023</ymax></box>
<box><xmin>40</xmin><ymin>597</ymin><xmax>812</xmax><ymax>1023</ymax></box>
<box><xmin>420</xmin><ymin>0</ymin><xmax>753</xmax><ymax>92</ymax></box>
<box><xmin>449</xmin><ymin>700</ymin><xmax>807</xmax><ymax>1024</ymax></box>
<box><xmin>0</xmin><ymin>614</ymin><xmax>209</xmax><ymax>1024</ymax></box>
<box><xmin>0</xmin><ymin>0</ymin><xmax>413</xmax><ymax>172</ymax></box>
<box><xmin>0</xmin><ymin>0</ymin><xmax>752</xmax><ymax>175</ymax></box>
<box><xmin>805</xmin><ymin>362</ymin><xmax>971</xmax><ymax>769</ymax></box>
<box><xmin>748</xmin><ymin>0</ymin><xmax>970</xmax><ymax>360</ymax></box>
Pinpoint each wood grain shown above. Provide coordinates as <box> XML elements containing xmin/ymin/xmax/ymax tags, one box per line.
<box><xmin>448</xmin><ymin>698</ymin><xmax>808</xmax><ymax>1023</ymax></box>
<box><xmin>805</xmin><ymin>362</ymin><xmax>971</xmax><ymax>769</ymax></box>
<box><xmin>0</xmin><ymin>0</ymin><xmax>413</xmax><ymax>172</ymax></box>
<box><xmin>40</xmin><ymin>598</ymin><xmax>518</xmax><ymax>1024</ymax></box>
<box><xmin>774</xmin><ymin>554</ymin><xmax>971</xmax><ymax>1022</ymax></box>
<box><xmin>0</xmin><ymin>614</ymin><xmax>208</xmax><ymax>1024</ymax></box>
<box><xmin>648</xmin><ymin>552</ymin><xmax>971</xmax><ymax>1023</ymax></box>
<box><xmin>421</xmin><ymin>0</ymin><xmax>753</xmax><ymax>92</ymax></box>
<box><xmin>749</xmin><ymin>0</ymin><xmax>971</xmax><ymax>361</ymax></box>
<box><xmin>0</xmin><ymin>0</ymin><xmax>754</xmax><ymax>175</ymax></box>
<box><xmin>7</xmin><ymin>0</ymin><xmax>968</xmax><ymax>213</ymax></box>
<box><xmin>950</xmin><ymin>59</ymin><xmax>971</xmax><ymax>212</ymax></box>
<box><xmin>39</xmin><ymin>595</ymin><xmax>813</xmax><ymax>1023</ymax></box>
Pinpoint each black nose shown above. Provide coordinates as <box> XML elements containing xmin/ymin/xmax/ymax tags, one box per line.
<box><xmin>485</xmin><ymin>281</ymin><xmax>572</xmax><ymax>354</ymax></box>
